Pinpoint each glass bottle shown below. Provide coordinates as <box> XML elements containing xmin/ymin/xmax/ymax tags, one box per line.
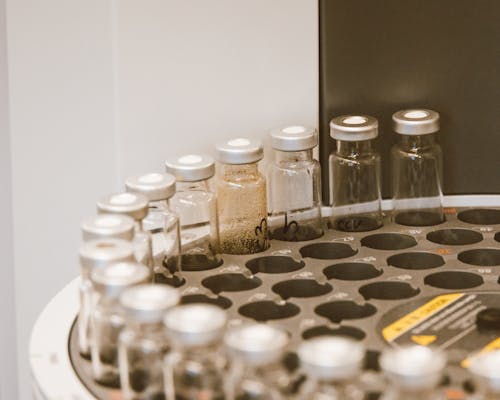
<box><xmin>267</xmin><ymin>125</ymin><xmax>323</xmax><ymax>241</ymax></box>
<box><xmin>215</xmin><ymin>138</ymin><xmax>268</xmax><ymax>254</ymax></box>
<box><xmin>379</xmin><ymin>345</ymin><xmax>447</xmax><ymax>400</ymax></box>
<box><xmin>81</xmin><ymin>214</ymin><xmax>135</xmax><ymax>242</ymax></box>
<box><xmin>163</xmin><ymin>304</ymin><xmax>227</xmax><ymax>400</ymax></box>
<box><xmin>297</xmin><ymin>336</ymin><xmax>365</xmax><ymax>400</ymax></box>
<box><xmin>469</xmin><ymin>350</ymin><xmax>500</xmax><ymax>400</ymax></box>
<box><xmin>329</xmin><ymin>115</ymin><xmax>383</xmax><ymax>232</ymax></box>
<box><xmin>78</xmin><ymin>238</ymin><xmax>135</xmax><ymax>358</ymax></box>
<box><xmin>118</xmin><ymin>284</ymin><xmax>180</xmax><ymax>400</ymax></box>
<box><xmin>165</xmin><ymin>154</ymin><xmax>221</xmax><ymax>270</ymax></box>
<box><xmin>225</xmin><ymin>323</ymin><xmax>290</xmax><ymax>400</ymax></box>
<box><xmin>97</xmin><ymin>192</ymin><xmax>153</xmax><ymax>273</ymax></box>
<box><xmin>90</xmin><ymin>261</ymin><xmax>150</xmax><ymax>386</ymax></box>
<box><xmin>125</xmin><ymin>173</ymin><xmax>182</xmax><ymax>285</ymax></box>
<box><xmin>391</xmin><ymin>109</ymin><xmax>444</xmax><ymax>226</ymax></box>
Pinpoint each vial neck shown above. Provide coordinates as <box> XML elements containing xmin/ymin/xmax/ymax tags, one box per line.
<box><xmin>336</xmin><ymin>140</ymin><xmax>372</xmax><ymax>157</ymax></box>
<box><xmin>399</xmin><ymin>133</ymin><xmax>436</xmax><ymax>150</ymax></box>
<box><xmin>176</xmin><ymin>180</ymin><xmax>209</xmax><ymax>192</ymax></box>
<box><xmin>134</xmin><ymin>220</ymin><xmax>144</xmax><ymax>233</ymax></box>
<box><xmin>220</xmin><ymin>162</ymin><xmax>260</xmax><ymax>180</ymax></box>
<box><xmin>274</xmin><ymin>149</ymin><xmax>313</xmax><ymax>163</ymax></box>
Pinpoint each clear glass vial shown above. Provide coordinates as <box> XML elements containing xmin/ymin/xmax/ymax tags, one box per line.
<box><xmin>97</xmin><ymin>192</ymin><xmax>153</xmax><ymax>272</ymax></box>
<box><xmin>391</xmin><ymin>109</ymin><xmax>444</xmax><ymax>226</ymax></box>
<box><xmin>469</xmin><ymin>350</ymin><xmax>500</xmax><ymax>400</ymax></box>
<box><xmin>297</xmin><ymin>336</ymin><xmax>365</xmax><ymax>400</ymax></box>
<box><xmin>329</xmin><ymin>115</ymin><xmax>383</xmax><ymax>232</ymax></box>
<box><xmin>267</xmin><ymin>125</ymin><xmax>324</xmax><ymax>242</ymax></box>
<box><xmin>166</xmin><ymin>154</ymin><xmax>221</xmax><ymax>271</ymax></box>
<box><xmin>81</xmin><ymin>214</ymin><xmax>135</xmax><ymax>242</ymax></box>
<box><xmin>78</xmin><ymin>238</ymin><xmax>134</xmax><ymax>358</ymax></box>
<box><xmin>225</xmin><ymin>323</ymin><xmax>290</xmax><ymax>400</ymax></box>
<box><xmin>379</xmin><ymin>345</ymin><xmax>447</xmax><ymax>400</ymax></box>
<box><xmin>90</xmin><ymin>261</ymin><xmax>150</xmax><ymax>386</ymax></box>
<box><xmin>118</xmin><ymin>284</ymin><xmax>180</xmax><ymax>400</ymax></box>
<box><xmin>125</xmin><ymin>173</ymin><xmax>182</xmax><ymax>283</ymax></box>
<box><xmin>163</xmin><ymin>304</ymin><xmax>227</xmax><ymax>400</ymax></box>
<box><xmin>215</xmin><ymin>138</ymin><xmax>268</xmax><ymax>254</ymax></box>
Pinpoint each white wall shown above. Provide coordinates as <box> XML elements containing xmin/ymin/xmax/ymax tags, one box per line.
<box><xmin>6</xmin><ymin>1</ymin><xmax>318</xmax><ymax>398</ymax></box>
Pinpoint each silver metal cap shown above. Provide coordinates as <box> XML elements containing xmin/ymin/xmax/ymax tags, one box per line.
<box><xmin>91</xmin><ymin>261</ymin><xmax>150</xmax><ymax>297</ymax></box>
<box><xmin>215</xmin><ymin>138</ymin><xmax>264</xmax><ymax>164</ymax></box>
<box><xmin>120</xmin><ymin>284</ymin><xmax>180</xmax><ymax>323</ymax></box>
<box><xmin>392</xmin><ymin>109</ymin><xmax>440</xmax><ymax>135</ymax></box>
<box><xmin>270</xmin><ymin>125</ymin><xmax>318</xmax><ymax>152</ymax></box>
<box><xmin>164</xmin><ymin>304</ymin><xmax>227</xmax><ymax>347</ymax></box>
<box><xmin>96</xmin><ymin>192</ymin><xmax>149</xmax><ymax>221</ymax></box>
<box><xmin>298</xmin><ymin>337</ymin><xmax>364</xmax><ymax>380</ymax></box>
<box><xmin>225</xmin><ymin>324</ymin><xmax>289</xmax><ymax>366</ymax></box>
<box><xmin>380</xmin><ymin>345</ymin><xmax>446</xmax><ymax>391</ymax></box>
<box><xmin>81</xmin><ymin>214</ymin><xmax>135</xmax><ymax>242</ymax></box>
<box><xmin>165</xmin><ymin>154</ymin><xmax>215</xmax><ymax>182</ymax></box>
<box><xmin>330</xmin><ymin>115</ymin><xmax>378</xmax><ymax>141</ymax></box>
<box><xmin>125</xmin><ymin>173</ymin><xmax>176</xmax><ymax>202</ymax></box>
<box><xmin>79</xmin><ymin>238</ymin><xmax>135</xmax><ymax>272</ymax></box>
<box><xmin>469</xmin><ymin>350</ymin><xmax>500</xmax><ymax>393</ymax></box>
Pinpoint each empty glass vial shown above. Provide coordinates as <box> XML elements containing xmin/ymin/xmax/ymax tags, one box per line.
<box><xmin>97</xmin><ymin>192</ymin><xmax>153</xmax><ymax>273</ymax></box>
<box><xmin>225</xmin><ymin>323</ymin><xmax>290</xmax><ymax>400</ymax></box>
<box><xmin>267</xmin><ymin>126</ymin><xmax>323</xmax><ymax>242</ymax></box>
<box><xmin>90</xmin><ymin>261</ymin><xmax>150</xmax><ymax>386</ymax></box>
<box><xmin>78</xmin><ymin>238</ymin><xmax>134</xmax><ymax>358</ymax></box>
<box><xmin>391</xmin><ymin>109</ymin><xmax>444</xmax><ymax>226</ymax></box>
<box><xmin>215</xmin><ymin>138</ymin><xmax>268</xmax><ymax>254</ymax></box>
<box><xmin>165</xmin><ymin>154</ymin><xmax>221</xmax><ymax>271</ymax></box>
<box><xmin>163</xmin><ymin>304</ymin><xmax>227</xmax><ymax>400</ymax></box>
<box><xmin>380</xmin><ymin>345</ymin><xmax>447</xmax><ymax>400</ymax></box>
<box><xmin>469</xmin><ymin>350</ymin><xmax>500</xmax><ymax>400</ymax></box>
<box><xmin>118</xmin><ymin>284</ymin><xmax>180</xmax><ymax>400</ymax></box>
<box><xmin>125</xmin><ymin>173</ymin><xmax>182</xmax><ymax>284</ymax></box>
<box><xmin>81</xmin><ymin>214</ymin><xmax>135</xmax><ymax>242</ymax></box>
<box><xmin>298</xmin><ymin>336</ymin><xmax>365</xmax><ymax>400</ymax></box>
<box><xmin>329</xmin><ymin>115</ymin><xmax>383</xmax><ymax>232</ymax></box>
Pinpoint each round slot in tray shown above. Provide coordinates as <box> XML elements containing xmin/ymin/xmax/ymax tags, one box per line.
<box><xmin>332</xmin><ymin>215</ymin><xmax>382</xmax><ymax>232</ymax></box>
<box><xmin>424</xmin><ymin>271</ymin><xmax>484</xmax><ymax>290</ymax></box>
<box><xmin>272</xmin><ymin>279</ymin><xmax>333</xmax><ymax>299</ymax></box>
<box><xmin>426</xmin><ymin>228</ymin><xmax>483</xmax><ymax>246</ymax></box>
<box><xmin>314</xmin><ymin>300</ymin><xmax>377</xmax><ymax>323</ymax></box>
<box><xmin>394</xmin><ymin>210</ymin><xmax>444</xmax><ymax>227</ymax></box>
<box><xmin>271</xmin><ymin>224</ymin><xmax>323</xmax><ymax>242</ymax></box>
<box><xmin>180</xmin><ymin>254</ymin><xmax>224</xmax><ymax>271</ymax></box>
<box><xmin>153</xmin><ymin>273</ymin><xmax>186</xmax><ymax>288</ymax></box>
<box><xmin>180</xmin><ymin>294</ymin><xmax>232</xmax><ymax>309</ymax></box>
<box><xmin>364</xmin><ymin>350</ymin><xmax>381</xmax><ymax>371</ymax></box>
<box><xmin>201</xmin><ymin>273</ymin><xmax>262</xmax><ymax>293</ymax></box>
<box><xmin>458</xmin><ymin>248</ymin><xmax>500</xmax><ymax>266</ymax></box>
<box><xmin>245</xmin><ymin>256</ymin><xmax>305</xmax><ymax>274</ymax></box>
<box><xmin>387</xmin><ymin>252</ymin><xmax>445</xmax><ymax>270</ymax></box>
<box><xmin>302</xmin><ymin>325</ymin><xmax>366</xmax><ymax>341</ymax></box>
<box><xmin>458</xmin><ymin>209</ymin><xmax>500</xmax><ymax>225</ymax></box>
<box><xmin>361</xmin><ymin>233</ymin><xmax>417</xmax><ymax>250</ymax></box>
<box><xmin>238</xmin><ymin>300</ymin><xmax>300</xmax><ymax>321</ymax></box>
<box><xmin>323</xmin><ymin>262</ymin><xmax>382</xmax><ymax>281</ymax></box>
<box><xmin>299</xmin><ymin>242</ymin><xmax>357</xmax><ymax>260</ymax></box>
<box><xmin>359</xmin><ymin>281</ymin><xmax>420</xmax><ymax>300</ymax></box>
<box><xmin>495</xmin><ymin>232</ymin><xmax>500</xmax><ymax>243</ymax></box>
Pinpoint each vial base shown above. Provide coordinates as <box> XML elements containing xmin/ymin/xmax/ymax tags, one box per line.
<box><xmin>394</xmin><ymin>210</ymin><xmax>444</xmax><ymax>227</ymax></box>
<box><xmin>333</xmin><ymin>214</ymin><xmax>382</xmax><ymax>232</ymax></box>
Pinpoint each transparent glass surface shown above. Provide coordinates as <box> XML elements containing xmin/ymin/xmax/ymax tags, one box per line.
<box><xmin>216</xmin><ymin>163</ymin><xmax>268</xmax><ymax>254</ymax></box>
<box><xmin>78</xmin><ymin>276</ymin><xmax>96</xmax><ymax>358</ymax></box>
<box><xmin>299</xmin><ymin>378</ymin><xmax>363</xmax><ymax>400</ymax></box>
<box><xmin>134</xmin><ymin>221</ymin><xmax>153</xmax><ymax>273</ymax></box>
<box><xmin>391</xmin><ymin>133</ymin><xmax>444</xmax><ymax>226</ymax></box>
<box><xmin>329</xmin><ymin>140</ymin><xmax>382</xmax><ymax>232</ymax></box>
<box><xmin>267</xmin><ymin>149</ymin><xmax>323</xmax><ymax>242</ymax></box>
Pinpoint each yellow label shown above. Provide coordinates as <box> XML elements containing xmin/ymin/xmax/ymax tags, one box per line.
<box><xmin>382</xmin><ymin>293</ymin><xmax>464</xmax><ymax>342</ymax></box>
<box><xmin>411</xmin><ymin>335</ymin><xmax>437</xmax><ymax>346</ymax></box>
<box><xmin>461</xmin><ymin>337</ymin><xmax>500</xmax><ymax>368</ymax></box>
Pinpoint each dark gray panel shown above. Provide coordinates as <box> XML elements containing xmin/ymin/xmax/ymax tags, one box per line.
<box><xmin>319</xmin><ymin>0</ymin><xmax>500</xmax><ymax>200</ymax></box>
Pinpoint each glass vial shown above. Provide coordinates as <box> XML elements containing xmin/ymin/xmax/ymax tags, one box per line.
<box><xmin>469</xmin><ymin>350</ymin><xmax>500</xmax><ymax>400</ymax></box>
<box><xmin>165</xmin><ymin>154</ymin><xmax>221</xmax><ymax>270</ymax></box>
<box><xmin>125</xmin><ymin>173</ymin><xmax>183</xmax><ymax>285</ymax></box>
<box><xmin>298</xmin><ymin>336</ymin><xmax>365</xmax><ymax>400</ymax></box>
<box><xmin>81</xmin><ymin>214</ymin><xmax>135</xmax><ymax>242</ymax></box>
<box><xmin>97</xmin><ymin>192</ymin><xmax>153</xmax><ymax>273</ymax></box>
<box><xmin>163</xmin><ymin>304</ymin><xmax>227</xmax><ymax>400</ymax></box>
<box><xmin>90</xmin><ymin>261</ymin><xmax>150</xmax><ymax>386</ymax></box>
<box><xmin>391</xmin><ymin>109</ymin><xmax>444</xmax><ymax>226</ymax></box>
<box><xmin>329</xmin><ymin>115</ymin><xmax>383</xmax><ymax>232</ymax></box>
<box><xmin>78</xmin><ymin>238</ymin><xmax>134</xmax><ymax>358</ymax></box>
<box><xmin>225</xmin><ymin>323</ymin><xmax>290</xmax><ymax>400</ymax></box>
<box><xmin>379</xmin><ymin>345</ymin><xmax>447</xmax><ymax>400</ymax></box>
<box><xmin>118</xmin><ymin>284</ymin><xmax>180</xmax><ymax>400</ymax></box>
<box><xmin>215</xmin><ymin>138</ymin><xmax>268</xmax><ymax>254</ymax></box>
<box><xmin>267</xmin><ymin>125</ymin><xmax>323</xmax><ymax>241</ymax></box>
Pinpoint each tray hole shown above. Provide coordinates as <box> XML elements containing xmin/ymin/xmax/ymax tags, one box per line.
<box><xmin>361</xmin><ymin>233</ymin><xmax>417</xmax><ymax>250</ymax></box>
<box><xmin>333</xmin><ymin>216</ymin><xmax>382</xmax><ymax>232</ymax></box>
<box><xmin>458</xmin><ymin>248</ymin><xmax>500</xmax><ymax>266</ymax></box>
<box><xmin>180</xmin><ymin>294</ymin><xmax>232</xmax><ymax>309</ymax></box>
<box><xmin>164</xmin><ymin>255</ymin><xmax>223</xmax><ymax>272</ymax></box>
<box><xmin>201</xmin><ymin>273</ymin><xmax>262</xmax><ymax>294</ymax></box>
<box><xmin>364</xmin><ymin>350</ymin><xmax>381</xmax><ymax>371</ymax></box>
<box><xmin>427</xmin><ymin>228</ymin><xmax>483</xmax><ymax>246</ymax></box>
<box><xmin>395</xmin><ymin>210</ymin><xmax>444</xmax><ymax>227</ymax></box>
<box><xmin>299</xmin><ymin>242</ymin><xmax>357</xmax><ymax>260</ymax></box>
<box><xmin>301</xmin><ymin>325</ymin><xmax>366</xmax><ymax>341</ymax></box>
<box><xmin>128</xmin><ymin>370</ymin><xmax>164</xmax><ymax>399</ymax></box>
<box><xmin>272</xmin><ymin>279</ymin><xmax>333</xmax><ymax>299</ymax></box>
<box><xmin>246</xmin><ymin>256</ymin><xmax>305</xmax><ymax>274</ymax></box>
<box><xmin>495</xmin><ymin>232</ymin><xmax>500</xmax><ymax>243</ymax></box>
<box><xmin>359</xmin><ymin>281</ymin><xmax>420</xmax><ymax>300</ymax></box>
<box><xmin>153</xmin><ymin>273</ymin><xmax>186</xmax><ymax>288</ymax></box>
<box><xmin>387</xmin><ymin>252</ymin><xmax>445</xmax><ymax>270</ymax></box>
<box><xmin>424</xmin><ymin>271</ymin><xmax>484</xmax><ymax>290</ymax></box>
<box><xmin>458</xmin><ymin>209</ymin><xmax>500</xmax><ymax>225</ymax></box>
<box><xmin>271</xmin><ymin>224</ymin><xmax>323</xmax><ymax>242</ymax></box>
<box><xmin>282</xmin><ymin>352</ymin><xmax>299</xmax><ymax>373</ymax></box>
<box><xmin>314</xmin><ymin>300</ymin><xmax>377</xmax><ymax>323</ymax></box>
<box><xmin>323</xmin><ymin>262</ymin><xmax>382</xmax><ymax>281</ymax></box>
<box><xmin>238</xmin><ymin>300</ymin><xmax>300</xmax><ymax>321</ymax></box>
